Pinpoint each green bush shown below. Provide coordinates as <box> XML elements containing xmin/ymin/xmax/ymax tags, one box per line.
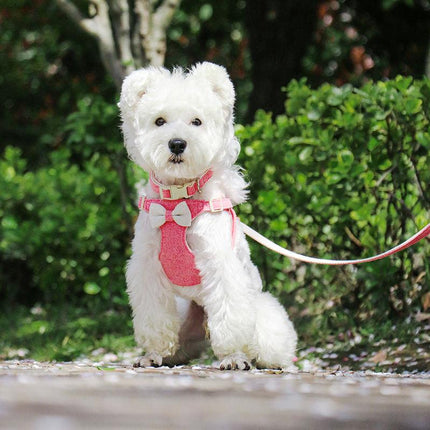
<box><xmin>0</xmin><ymin>146</ymin><xmax>130</xmax><ymax>307</ymax></box>
<box><xmin>237</xmin><ymin>76</ymin><xmax>430</xmax><ymax>340</ymax></box>
<box><xmin>0</xmin><ymin>94</ymin><xmax>148</xmax><ymax>310</ymax></box>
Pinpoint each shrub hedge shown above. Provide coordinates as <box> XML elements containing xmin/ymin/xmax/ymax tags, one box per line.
<box><xmin>1</xmin><ymin>76</ymin><xmax>429</xmax><ymax>341</ymax></box>
<box><xmin>0</xmin><ymin>147</ymin><xmax>129</xmax><ymax>307</ymax></box>
<box><xmin>237</xmin><ymin>76</ymin><xmax>430</xmax><ymax>338</ymax></box>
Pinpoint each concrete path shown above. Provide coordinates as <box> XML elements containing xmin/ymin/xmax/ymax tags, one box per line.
<box><xmin>0</xmin><ymin>360</ymin><xmax>429</xmax><ymax>429</ymax></box>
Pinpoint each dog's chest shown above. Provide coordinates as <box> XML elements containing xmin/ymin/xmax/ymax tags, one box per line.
<box><xmin>141</xmin><ymin>197</ymin><xmax>236</xmax><ymax>288</ymax></box>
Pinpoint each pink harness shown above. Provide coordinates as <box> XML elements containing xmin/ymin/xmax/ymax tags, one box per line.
<box><xmin>138</xmin><ymin>171</ymin><xmax>236</xmax><ymax>287</ymax></box>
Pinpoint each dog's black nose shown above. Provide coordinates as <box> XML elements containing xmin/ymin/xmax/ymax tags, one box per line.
<box><xmin>168</xmin><ymin>138</ymin><xmax>187</xmax><ymax>155</ymax></box>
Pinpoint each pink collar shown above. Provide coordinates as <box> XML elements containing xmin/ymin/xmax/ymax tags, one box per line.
<box><xmin>150</xmin><ymin>170</ymin><xmax>213</xmax><ymax>200</ymax></box>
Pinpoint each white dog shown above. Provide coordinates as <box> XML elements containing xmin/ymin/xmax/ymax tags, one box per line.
<box><xmin>119</xmin><ymin>62</ymin><xmax>297</xmax><ymax>370</ymax></box>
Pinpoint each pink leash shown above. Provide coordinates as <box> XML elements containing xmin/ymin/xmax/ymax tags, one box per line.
<box><xmin>242</xmin><ymin>222</ymin><xmax>430</xmax><ymax>265</ymax></box>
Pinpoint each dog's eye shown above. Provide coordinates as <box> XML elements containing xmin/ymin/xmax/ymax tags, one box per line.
<box><xmin>155</xmin><ymin>117</ymin><xmax>166</xmax><ymax>126</ymax></box>
<box><xmin>191</xmin><ymin>118</ymin><xmax>202</xmax><ymax>126</ymax></box>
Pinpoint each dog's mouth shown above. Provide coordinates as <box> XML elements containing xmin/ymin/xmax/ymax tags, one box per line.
<box><xmin>168</xmin><ymin>154</ymin><xmax>184</xmax><ymax>164</ymax></box>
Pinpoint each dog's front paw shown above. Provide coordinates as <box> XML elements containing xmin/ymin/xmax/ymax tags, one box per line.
<box><xmin>282</xmin><ymin>364</ymin><xmax>299</xmax><ymax>373</ymax></box>
<box><xmin>219</xmin><ymin>352</ymin><xmax>251</xmax><ymax>371</ymax></box>
<box><xmin>133</xmin><ymin>352</ymin><xmax>163</xmax><ymax>368</ymax></box>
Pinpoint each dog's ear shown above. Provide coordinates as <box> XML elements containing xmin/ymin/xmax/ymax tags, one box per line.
<box><xmin>189</xmin><ymin>62</ymin><xmax>235</xmax><ymax>110</ymax></box>
<box><xmin>118</xmin><ymin>67</ymin><xmax>167</xmax><ymax>168</ymax></box>
<box><xmin>119</xmin><ymin>67</ymin><xmax>168</xmax><ymax>118</ymax></box>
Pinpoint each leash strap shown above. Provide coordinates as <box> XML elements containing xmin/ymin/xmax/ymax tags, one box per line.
<box><xmin>241</xmin><ymin>222</ymin><xmax>430</xmax><ymax>265</ymax></box>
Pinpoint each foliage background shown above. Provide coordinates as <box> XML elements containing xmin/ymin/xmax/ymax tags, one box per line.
<box><xmin>237</xmin><ymin>77</ymin><xmax>430</xmax><ymax>345</ymax></box>
<box><xmin>1</xmin><ymin>0</ymin><xmax>429</xmax><ymax>362</ymax></box>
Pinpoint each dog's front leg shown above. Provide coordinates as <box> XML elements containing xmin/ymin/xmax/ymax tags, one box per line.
<box><xmin>191</xmin><ymin>213</ymin><xmax>257</xmax><ymax>370</ymax></box>
<box><xmin>127</xmin><ymin>215</ymin><xmax>180</xmax><ymax>367</ymax></box>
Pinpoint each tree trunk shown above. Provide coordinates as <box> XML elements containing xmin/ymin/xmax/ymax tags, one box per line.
<box><xmin>55</xmin><ymin>0</ymin><xmax>181</xmax><ymax>89</ymax></box>
<box><xmin>244</xmin><ymin>0</ymin><xmax>319</xmax><ymax>122</ymax></box>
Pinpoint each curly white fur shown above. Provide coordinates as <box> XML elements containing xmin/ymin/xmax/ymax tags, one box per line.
<box><xmin>119</xmin><ymin>62</ymin><xmax>297</xmax><ymax>370</ymax></box>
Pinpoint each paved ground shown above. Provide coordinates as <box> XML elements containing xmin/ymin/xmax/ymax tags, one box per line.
<box><xmin>0</xmin><ymin>360</ymin><xmax>429</xmax><ymax>430</ymax></box>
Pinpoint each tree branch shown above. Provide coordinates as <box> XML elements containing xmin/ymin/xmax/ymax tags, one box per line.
<box><xmin>134</xmin><ymin>0</ymin><xmax>151</xmax><ymax>66</ymax></box>
<box><xmin>155</xmin><ymin>0</ymin><xmax>182</xmax><ymax>32</ymax></box>
<box><xmin>56</xmin><ymin>0</ymin><xmax>124</xmax><ymax>88</ymax></box>
<box><xmin>110</xmin><ymin>0</ymin><xmax>135</xmax><ymax>75</ymax></box>
<box><xmin>91</xmin><ymin>0</ymin><xmax>125</xmax><ymax>87</ymax></box>
<box><xmin>55</xmin><ymin>0</ymin><xmax>98</xmax><ymax>35</ymax></box>
<box><xmin>135</xmin><ymin>0</ymin><xmax>181</xmax><ymax>66</ymax></box>
<box><xmin>149</xmin><ymin>0</ymin><xmax>181</xmax><ymax>66</ymax></box>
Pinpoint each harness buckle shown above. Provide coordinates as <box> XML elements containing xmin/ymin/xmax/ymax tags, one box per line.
<box><xmin>162</xmin><ymin>184</ymin><xmax>190</xmax><ymax>200</ymax></box>
<box><xmin>209</xmin><ymin>198</ymin><xmax>224</xmax><ymax>213</ymax></box>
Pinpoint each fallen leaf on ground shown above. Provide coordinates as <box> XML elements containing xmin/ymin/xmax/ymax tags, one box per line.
<box><xmin>421</xmin><ymin>292</ymin><xmax>430</xmax><ymax>311</ymax></box>
<box><xmin>370</xmin><ymin>349</ymin><xmax>387</xmax><ymax>363</ymax></box>
<box><xmin>415</xmin><ymin>312</ymin><xmax>430</xmax><ymax>322</ymax></box>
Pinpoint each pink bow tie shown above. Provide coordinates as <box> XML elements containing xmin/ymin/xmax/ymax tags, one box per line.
<box><xmin>148</xmin><ymin>201</ymin><xmax>192</xmax><ymax>228</ymax></box>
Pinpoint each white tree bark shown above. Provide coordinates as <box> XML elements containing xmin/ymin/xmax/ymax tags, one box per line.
<box><xmin>110</xmin><ymin>0</ymin><xmax>135</xmax><ymax>76</ymax></box>
<box><xmin>56</xmin><ymin>0</ymin><xmax>181</xmax><ymax>88</ymax></box>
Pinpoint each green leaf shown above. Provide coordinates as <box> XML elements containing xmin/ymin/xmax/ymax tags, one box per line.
<box><xmin>288</xmin><ymin>137</ymin><xmax>318</xmax><ymax>146</ymax></box>
<box><xmin>404</xmin><ymin>98</ymin><xmax>422</xmax><ymax>115</ymax></box>
<box><xmin>367</xmin><ymin>137</ymin><xmax>380</xmax><ymax>151</ymax></box>
<box><xmin>307</xmin><ymin>110</ymin><xmax>321</xmax><ymax>121</ymax></box>
<box><xmin>337</xmin><ymin>149</ymin><xmax>354</xmax><ymax>167</ymax></box>
<box><xmin>416</xmin><ymin>131</ymin><xmax>430</xmax><ymax>148</ymax></box>
<box><xmin>99</xmin><ymin>267</ymin><xmax>110</xmax><ymax>277</ymax></box>
<box><xmin>199</xmin><ymin>4</ymin><xmax>213</xmax><ymax>21</ymax></box>
<box><xmin>299</xmin><ymin>146</ymin><xmax>313</xmax><ymax>162</ymax></box>
<box><xmin>327</xmin><ymin>88</ymin><xmax>344</xmax><ymax>106</ymax></box>
<box><xmin>84</xmin><ymin>282</ymin><xmax>101</xmax><ymax>295</ymax></box>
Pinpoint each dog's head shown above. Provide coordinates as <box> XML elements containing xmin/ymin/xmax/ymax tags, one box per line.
<box><xmin>119</xmin><ymin>62</ymin><xmax>239</xmax><ymax>181</ymax></box>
